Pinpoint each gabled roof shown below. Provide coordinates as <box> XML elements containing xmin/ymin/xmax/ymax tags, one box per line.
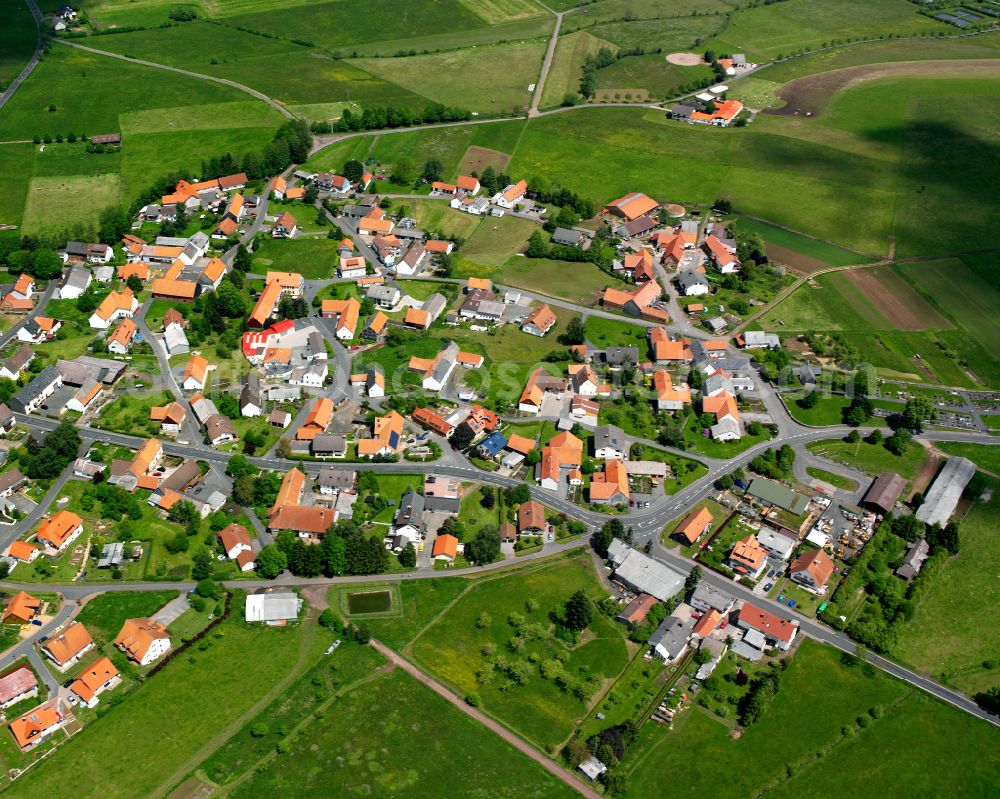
<box><xmin>42</xmin><ymin>622</ymin><xmax>92</xmax><ymax>665</ymax></box>
<box><xmin>93</xmin><ymin>288</ymin><xmax>135</xmax><ymax>321</ymax></box>
<box><xmin>789</xmin><ymin>548</ymin><xmax>835</xmax><ymax>587</ymax></box>
<box><xmin>114</xmin><ymin>618</ymin><xmax>169</xmax><ymax>662</ymax></box>
<box><xmin>674</xmin><ymin>506</ymin><xmax>713</xmax><ymax>544</ymax></box>
<box><xmin>738</xmin><ymin>601</ymin><xmax>796</xmax><ymax>642</ymax></box>
<box><xmin>433</xmin><ymin>534</ymin><xmax>458</xmax><ymax>558</ymax></box>
<box><xmin>605</xmin><ymin>192</ymin><xmax>658</xmax><ymax>221</ymax></box>
<box><xmin>70</xmin><ymin>657</ymin><xmax>118</xmax><ymax>703</ymax></box>
<box><xmin>36</xmin><ymin>510</ymin><xmax>82</xmax><ymax>548</ymax></box>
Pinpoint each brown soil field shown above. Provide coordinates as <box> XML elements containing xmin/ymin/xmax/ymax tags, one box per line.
<box><xmin>765</xmin><ymin>59</ymin><xmax>1000</xmax><ymax>117</ymax></box>
<box><xmin>843</xmin><ymin>268</ymin><xmax>950</xmax><ymax>330</ymax></box>
<box><xmin>457</xmin><ymin>145</ymin><xmax>510</xmax><ymax>176</ymax></box>
<box><xmin>766</xmin><ymin>243</ymin><xmax>831</xmax><ymax>275</ymax></box>
<box><xmin>666</xmin><ymin>52</ymin><xmax>703</xmax><ymax>66</ymax></box>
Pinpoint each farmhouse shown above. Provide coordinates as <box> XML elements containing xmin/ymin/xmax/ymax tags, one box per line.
<box><xmin>601</xmin><ymin>281</ymin><xmax>669</xmax><ymax>323</ymax></box>
<box><xmin>604</xmin><ymin>192</ymin><xmax>658</xmax><ymax>221</ymax></box>
<box><xmin>493</xmin><ymin>179</ymin><xmax>528</xmax><ymax>209</ymax></box>
<box><xmin>690</xmin><ymin>99</ymin><xmax>744</xmax><ymax>127</ymax></box>
<box><xmin>89</xmin><ymin>288</ymin><xmax>138</xmax><ymax>329</ymax></box>
<box><xmin>521</xmin><ymin>303</ymin><xmax>557</xmax><ymax>336</ymax></box>
<box><xmin>0</xmin><ymin>667</ymin><xmax>37</xmax><ymax>710</ymax></box>
<box><xmin>652</xmin><ymin>370</ymin><xmax>692</xmax><ymax>411</ymax></box>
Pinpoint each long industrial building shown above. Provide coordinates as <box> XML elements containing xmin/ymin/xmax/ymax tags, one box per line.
<box><xmin>914</xmin><ymin>457</ymin><xmax>976</xmax><ymax>527</ymax></box>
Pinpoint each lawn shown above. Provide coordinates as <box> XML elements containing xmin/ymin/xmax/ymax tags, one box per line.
<box><xmin>894</xmin><ymin>477</ymin><xmax>1000</xmax><ymax>696</ymax></box>
<box><xmin>200</xmin><ymin>639</ymin><xmax>386</xmax><ymax>785</ymax></box>
<box><xmin>21</xmin><ymin>173</ymin><xmax>123</xmax><ymax>235</ymax></box>
<box><xmin>392</xmin><ymin>199</ymin><xmax>482</xmax><ymax>240</ymax></box>
<box><xmin>498</xmin><ymin>256</ymin><xmax>628</xmax><ymax>306</ymax></box>
<box><xmin>704</xmin><ymin>0</ymin><xmax>943</xmax><ymax>61</ymax></box>
<box><xmin>805</xmin><ymin>466</ymin><xmax>859</xmax><ymax>492</ymax></box>
<box><xmin>7</xmin><ymin>600</ymin><xmax>324</xmax><ymax>799</ymax></box>
<box><xmin>0</xmin><ymin>0</ymin><xmax>36</xmax><ymax>86</ymax></box>
<box><xmin>624</xmin><ymin>638</ymin><xmax>967</xmax><ymax>799</ymax></box>
<box><xmin>806</xmin><ymin>438</ymin><xmax>928</xmax><ymax>481</ymax></box>
<box><xmin>457</xmin><ymin>216</ymin><xmax>539</xmax><ymax>271</ymax></box>
<box><xmin>684</xmin><ymin>413</ymin><xmax>772</xmax><ymax>458</ymax></box>
<box><xmin>783</xmin><ymin>393</ymin><xmax>850</xmax><ymax>426</ymax></box>
<box><xmin>252</xmin><ymin>236</ymin><xmax>337</xmax><ymax>280</ymax></box>
<box><xmin>411</xmin><ymin>550</ymin><xmax>631</xmax><ymax>751</ymax></box>
<box><xmin>731</xmin><ymin>215</ymin><xmax>869</xmax><ymax>268</ymax></box>
<box><xmin>356</xmin><ymin>41</ymin><xmax>546</xmax><ymax>115</ymax></box>
<box><xmin>935</xmin><ymin>443</ymin><xmax>1000</xmax><ymax>476</ymax></box>
<box><xmin>766</xmin><ymin>690</ymin><xmax>1000</xmax><ymax>799</ymax></box>
<box><xmin>585</xmin><ymin>316</ymin><xmax>647</xmax><ymax>350</ymax></box>
<box><xmin>593</xmin><ymin>54</ymin><xmax>714</xmax><ymax>102</ymax></box>
<box><xmin>0</xmin><ymin>144</ymin><xmax>34</xmax><ymax>228</ymax></box>
<box><xmin>540</xmin><ymin>30</ymin><xmax>617</xmax><ymax>109</ymax></box>
<box><xmin>92</xmin><ymin>390</ymin><xmax>175</xmax><ymax>438</ymax></box>
<box><xmin>74</xmin><ymin>591</ymin><xmax>179</xmax><ymax>642</ymax></box>
<box><xmin>228</xmin><ymin>668</ymin><xmax>577</xmax><ymax>799</ymax></box>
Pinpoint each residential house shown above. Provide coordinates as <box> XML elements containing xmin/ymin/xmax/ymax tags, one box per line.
<box><xmin>295</xmin><ymin>397</ymin><xmax>335</xmax><ymax>441</ymax></box>
<box><xmin>673</xmin><ymin>506</ymin><xmax>713</xmax><ymax>545</ymax></box>
<box><xmin>677</xmin><ymin>269</ymin><xmax>711</xmax><ymax>296</ymax></box>
<box><xmin>789</xmin><ymin>549</ymin><xmax>835</xmax><ymax>592</ymax></box>
<box><xmin>690</xmin><ymin>99</ymin><xmax>744</xmax><ymax>127</ymax></box>
<box><xmin>41</xmin><ymin>622</ymin><xmax>93</xmax><ymax>670</ymax></box>
<box><xmin>701</xmin><ymin>391</ymin><xmax>741</xmax><ymax>441</ymax></box>
<box><xmin>9</xmin><ymin>703</ymin><xmax>64</xmax><ymax>750</ymax></box>
<box><xmin>535</xmin><ymin>431</ymin><xmax>583</xmax><ymax>491</ymax></box>
<box><xmin>601</xmin><ymin>280</ymin><xmax>669</xmax><ymax>323</ymax></box>
<box><xmin>8</xmin><ymin>365</ymin><xmax>62</xmax><ymax>414</ymax></box>
<box><xmin>272</xmin><ymin>212</ymin><xmax>298</xmax><ymax>238</ymax></box>
<box><xmin>408</xmin><ymin>340</ymin><xmax>483</xmax><ymax>392</ymax></box>
<box><xmin>459</xmin><ymin>289</ymin><xmax>505</xmax><ymax>322</ymax></box>
<box><xmin>412</xmin><ymin>407</ymin><xmax>453</xmax><ymax>437</ymax></box>
<box><xmin>89</xmin><ymin>288</ymin><xmax>138</xmax><ymax>329</ymax></box>
<box><xmin>393</xmin><ymin>490</ymin><xmax>425</xmax><ymax>543</ymax></box>
<box><xmin>395</xmin><ymin>244</ymin><xmax>426</xmax><ymax>276</ymax></box>
<box><xmin>356</xmin><ymin>410</ymin><xmax>405</xmax><ymax>458</ymax></box>
<box><xmin>704</xmin><ymin>233</ymin><xmax>741</xmax><ymax>273</ymax></box>
<box><xmin>65</xmin><ymin>378</ymin><xmax>103</xmax><ymax>414</ymax></box>
<box><xmin>518</xmin><ymin>500</ymin><xmax>546</xmax><ymax>535</ymax></box>
<box><xmin>593</xmin><ymin>424</ymin><xmax>627</xmax><ymax>460</ymax></box>
<box><xmin>521</xmin><ymin>303</ymin><xmax>556</xmax><ymax>337</ymax></box>
<box><xmin>649</xmin><ymin>615</ymin><xmax>693</xmax><ymax>662</ymax></box>
<box><xmin>652</xmin><ymin>370</ymin><xmax>692</xmax><ymax>411</ymax></box>
<box><xmin>240</xmin><ymin>373</ymin><xmax>263</xmax><ymax>417</ymax></box>
<box><xmin>493</xmin><ymin>179</ymin><xmax>528</xmax><ymax>209</ymax></box>
<box><xmin>726</xmin><ymin>535</ymin><xmax>769</xmax><ymax>579</ymax></box>
<box><xmin>896</xmin><ymin>539</ymin><xmax>930</xmax><ymax>582</ymax></box>
<box><xmin>311</xmin><ymin>435</ymin><xmax>347</xmax><ymax>459</ymax></box>
<box><xmin>6</xmin><ymin>540</ymin><xmax>40</xmax><ymax>569</ymax></box>
<box><xmin>149</xmin><ymin>401</ymin><xmax>186</xmax><ymax>433</ymax></box>
<box><xmin>218</xmin><ymin>522</ymin><xmax>254</xmax><ymax>566</ymax></box>
<box><xmin>316</xmin><ymin>468</ymin><xmax>356</xmax><ymax>495</ymax></box>
<box><xmin>432</xmin><ymin>534</ymin><xmax>458</xmax><ymax>562</ymax></box>
<box><xmin>181</xmin><ymin>354</ymin><xmax>209</xmax><ymax>391</ymax></box>
<box><xmin>737</xmin><ymin>602</ymin><xmax>797</xmax><ymax>651</ymax></box>
<box><xmin>114</xmin><ymin>618</ymin><xmax>171</xmax><ymax>665</ymax></box>
<box><xmin>107</xmin><ymin>318</ymin><xmax>138</xmax><ymax>354</ymax></box>
<box><xmin>16</xmin><ymin>316</ymin><xmax>61</xmax><ymax>346</ymax></box>
<box><xmin>362</xmin><ymin>311</ymin><xmax>389</xmax><ymax>342</ymax></box>
<box><xmin>2</xmin><ymin>591</ymin><xmax>41</xmax><ymax>624</ymax></box>
<box><xmin>476</xmin><ymin>431</ymin><xmax>508</xmax><ymax>461</ymax></box>
<box><xmin>617</xmin><ymin>594</ymin><xmax>658</xmax><ymax>630</ymax></box>
<box><xmin>68</xmin><ymin>657</ymin><xmax>120</xmax><ymax>708</ymax></box>
<box><xmin>57</xmin><ymin>265</ymin><xmax>92</xmax><ymax>299</ymax></box>
<box><xmin>337</xmin><ymin>256</ymin><xmax>368</xmax><ymax>279</ymax></box>
<box><xmin>36</xmin><ymin>510</ymin><xmax>84</xmax><ymax>552</ymax></box>
<box><xmin>590</xmin><ymin>459</ymin><xmax>630</xmax><ymax>505</ymax></box>
<box><xmin>0</xmin><ymin>667</ymin><xmax>37</xmax><ymax>710</ymax></box>
<box><xmin>320</xmin><ymin>298</ymin><xmax>361</xmax><ymax>339</ymax></box>
<box><xmin>0</xmin><ymin>344</ymin><xmax>34</xmax><ymax>380</ymax></box>
<box><xmin>367</xmin><ymin>284</ymin><xmax>401</xmax><ymax>310</ymax></box>
<box><xmin>425</xmin><ymin>239</ymin><xmax>454</xmax><ymax>256</ymax></box>
<box><xmin>204</xmin><ymin>414</ymin><xmax>238</xmax><ymax>446</ymax></box>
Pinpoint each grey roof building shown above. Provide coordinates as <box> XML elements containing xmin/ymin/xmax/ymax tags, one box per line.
<box><xmin>552</xmin><ymin>227</ymin><xmax>585</xmax><ymax>246</ymax></box>
<box><xmin>915</xmin><ymin>457</ymin><xmax>976</xmax><ymax>527</ymax></box>
<box><xmin>395</xmin><ymin>490</ymin><xmax>425</xmax><ymax>529</ymax></box>
<box><xmin>593</xmin><ymin>424</ymin><xmax>627</xmax><ymax>458</ymax></box>
<box><xmin>317</xmin><ymin>467</ymin><xmax>355</xmax><ymax>492</ymax></box>
<box><xmin>603</xmin><ymin>346</ymin><xmax>639</xmax><ymax>367</ymax></box>
<box><xmin>9</xmin><ymin>365</ymin><xmax>62</xmax><ymax>414</ymax></box>
<box><xmin>895</xmin><ymin>539</ymin><xmax>930</xmax><ymax>581</ymax></box>
<box><xmin>311</xmin><ymin>435</ymin><xmax>347</xmax><ymax>457</ymax></box>
<box><xmin>240</xmin><ymin>372</ymin><xmax>262</xmax><ymax>415</ymax></box>
<box><xmin>649</xmin><ymin>615</ymin><xmax>693</xmax><ymax>661</ymax></box>
<box><xmin>56</xmin><ymin>356</ymin><xmax>126</xmax><ymax>386</ymax></box>
<box><xmin>677</xmin><ymin>270</ymin><xmax>710</xmax><ymax>294</ymax></box>
<box><xmin>613</xmin><ymin>549</ymin><xmax>685</xmax><ymax>601</ymax></box>
<box><xmin>689</xmin><ymin>582</ymin><xmax>734</xmax><ymax>614</ymax></box>
<box><xmin>862</xmin><ymin>472</ymin><xmax>906</xmax><ymax>515</ymax></box>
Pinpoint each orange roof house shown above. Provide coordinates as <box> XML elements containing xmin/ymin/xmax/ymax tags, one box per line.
<box><xmin>271</xmin><ymin>468</ymin><xmax>305</xmax><ymax>515</ymax></box>
<box><xmin>605</xmin><ymin>192</ymin><xmax>658</xmax><ymax>221</ymax></box>
<box><xmin>2</xmin><ymin>591</ymin><xmax>41</xmax><ymax>624</ymax></box>
<box><xmin>547</xmin><ymin>431</ymin><xmax>583</xmax><ymax>466</ymax></box>
<box><xmin>151</xmin><ymin>278</ymin><xmax>197</xmax><ymax>301</ymax></box>
<box><xmin>69</xmin><ymin>657</ymin><xmax>119</xmax><ymax>706</ymax></box>
<box><xmin>691</xmin><ymin>99</ymin><xmax>744</xmax><ymax>126</ymax></box>
<box><xmin>522</xmin><ymin>303</ymin><xmax>557</xmax><ymax>336</ymax></box>
<box><xmin>728</xmin><ymin>535</ymin><xmax>768</xmax><ymax>577</ymax></box>
<box><xmin>9</xmin><ymin>703</ymin><xmax>62</xmax><ymax>749</ymax></box>
<box><xmin>702</xmin><ymin>392</ymin><xmax>740</xmax><ymax>423</ymax></box>
<box><xmin>466</xmin><ymin>277</ymin><xmax>492</xmax><ymax>292</ymax></box>
<box><xmin>41</xmin><ymin>622</ymin><xmax>93</xmax><ymax>668</ymax></box>
<box><xmin>118</xmin><ymin>261</ymin><xmax>150</xmax><ymax>281</ymax></box>
<box><xmin>649</xmin><ymin>327</ymin><xmax>691</xmax><ymax>362</ymax></box>
<box><xmin>693</xmin><ymin>609</ymin><xmax>722</xmax><ymax>637</ymax></box>
<box><xmin>107</xmin><ymin>318</ymin><xmax>137</xmax><ymax>352</ymax></box>
<box><xmin>590</xmin><ymin>459</ymin><xmax>630</xmax><ymax>503</ymax></box>
<box><xmin>35</xmin><ymin>510</ymin><xmax>83</xmax><ymax>550</ymax></box>
<box><xmin>432</xmin><ymin>533</ymin><xmax>458</xmax><ymax>561</ymax></box>
<box><xmin>295</xmin><ymin>397</ymin><xmax>334</xmax><ymax>440</ymax></box>
<box><xmin>404</xmin><ymin>307</ymin><xmax>430</xmax><ymax>329</ymax></box>
<box><xmin>789</xmin><ymin>549</ymin><xmax>835</xmax><ymax>590</ymax></box>
<box><xmin>357</xmin><ymin>410</ymin><xmax>405</xmax><ymax>457</ymax></box>
<box><xmin>674</xmin><ymin>506</ymin><xmax>713</xmax><ymax>545</ymax></box>
<box><xmin>130</xmin><ymin>438</ymin><xmax>163</xmax><ymax>478</ymax></box>
<box><xmin>505</xmin><ymin>433</ymin><xmax>535</xmax><ymax>455</ymax></box>
<box><xmin>182</xmin><ymin>354</ymin><xmax>209</xmax><ymax>389</ymax></box>
<box><xmin>653</xmin><ymin>370</ymin><xmax>692</xmax><ymax>409</ymax></box>
<box><xmin>114</xmin><ymin>618</ymin><xmax>171</xmax><ymax>664</ymax></box>
<box><xmin>8</xmin><ymin>540</ymin><xmax>39</xmax><ymax>563</ymax></box>
<box><xmin>249</xmin><ymin>280</ymin><xmax>284</xmax><ymax>328</ymax></box>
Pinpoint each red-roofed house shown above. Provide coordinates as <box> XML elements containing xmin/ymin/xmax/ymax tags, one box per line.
<box><xmin>737</xmin><ymin>602</ymin><xmax>798</xmax><ymax>650</ymax></box>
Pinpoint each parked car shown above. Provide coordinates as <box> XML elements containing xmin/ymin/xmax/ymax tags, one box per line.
<box><xmin>763</xmin><ymin>582</ymin><xmax>773</xmax><ymax>592</ymax></box>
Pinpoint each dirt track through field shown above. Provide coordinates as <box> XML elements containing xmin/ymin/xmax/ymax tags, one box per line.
<box><xmin>370</xmin><ymin>640</ymin><xmax>601</xmax><ymax>799</ymax></box>
<box><xmin>843</xmin><ymin>268</ymin><xmax>944</xmax><ymax>330</ymax></box>
<box><xmin>765</xmin><ymin>59</ymin><xmax>1000</xmax><ymax>117</ymax></box>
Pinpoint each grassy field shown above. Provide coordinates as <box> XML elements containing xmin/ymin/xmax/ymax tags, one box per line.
<box><xmin>585</xmin><ymin>315</ymin><xmax>647</xmax><ymax>349</ymax></box>
<box><xmin>731</xmin><ymin>216</ymin><xmax>869</xmax><ymax>268</ymax></box>
<box><xmin>805</xmin><ymin>466</ymin><xmax>859</xmax><ymax>491</ymax></box>
<box><xmin>498</xmin><ymin>256</ymin><xmax>627</xmax><ymax>306</ymax></box>
<box><xmin>806</xmin><ymin>438</ymin><xmax>928</xmax><ymax>480</ymax></box>
<box><xmin>411</xmin><ymin>551</ymin><xmax>631</xmax><ymax>751</ymax></box>
<box><xmin>540</xmin><ymin>30</ymin><xmax>616</xmax><ymax>108</ymax></box>
<box><xmin>252</xmin><ymin>236</ymin><xmax>337</xmax><ymax>279</ymax></box>
<box><xmin>74</xmin><ymin>591</ymin><xmax>179</xmax><ymax>641</ymax></box>
<box><xmin>894</xmin><ymin>477</ymin><xmax>1000</xmax><ymax>696</ymax></box>
<box><xmin>457</xmin><ymin>217</ymin><xmax>538</xmax><ymax>271</ymax></box>
<box><xmin>935</xmin><ymin>443</ymin><xmax>1000</xmax><ymax>476</ymax></box>
<box><xmin>762</xmin><ymin>257</ymin><xmax>1000</xmax><ymax>387</ymax></box>
<box><xmin>0</xmin><ymin>0</ymin><xmax>37</xmax><ymax>86</ymax></box>
<box><xmin>705</xmin><ymin>0</ymin><xmax>944</xmax><ymax>61</ymax></box>
<box><xmin>6</xmin><ymin>602</ymin><xmax>323</xmax><ymax>799</ymax></box>
<box><xmin>783</xmin><ymin>393</ymin><xmax>850</xmax><ymax>426</ymax></box>
<box><xmin>357</xmin><ymin>41</ymin><xmax>545</xmax><ymax>115</ymax></box>
<box><xmin>393</xmin><ymin>199</ymin><xmax>482</xmax><ymax>240</ymax></box>
<box><xmin>200</xmin><ymin>639</ymin><xmax>386</xmax><ymax>785</ymax></box>
<box><xmin>565</xmin><ymin>15</ymin><xmax>721</xmax><ymax>51</ymax></box>
<box><xmin>623</xmin><ymin>638</ymin><xmax>999</xmax><ymax>799</ymax></box>
<box><xmin>21</xmin><ymin>173</ymin><xmax>122</xmax><ymax>235</ymax></box>
<box><xmin>593</xmin><ymin>54</ymin><xmax>713</xmax><ymax>102</ymax></box>
<box><xmin>228</xmin><ymin>667</ymin><xmax>577</xmax><ymax>799</ymax></box>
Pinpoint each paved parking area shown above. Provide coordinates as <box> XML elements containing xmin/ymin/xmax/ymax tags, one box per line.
<box><xmin>151</xmin><ymin>595</ymin><xmax>190</xmax><ymax>627</ymax></box>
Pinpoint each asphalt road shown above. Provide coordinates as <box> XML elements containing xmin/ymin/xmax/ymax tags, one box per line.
<box><xmin>0</xmin><ymin>0</ymin><xmax>43</xmax><ymax>112</ymax></box>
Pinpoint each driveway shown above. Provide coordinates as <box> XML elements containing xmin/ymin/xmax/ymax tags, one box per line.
<box><xmin>150</xmin><ymin>594</ymin><xmax>191</xmax><ymax>627</ymax></box>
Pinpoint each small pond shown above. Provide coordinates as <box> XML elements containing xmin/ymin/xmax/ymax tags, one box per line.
<box><xmin>347</xmin><ymin>590</ymin><xmax>392</xmax><ymax>614</ymax></box>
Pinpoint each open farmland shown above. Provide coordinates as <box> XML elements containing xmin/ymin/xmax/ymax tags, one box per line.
<box><xmin>0</xmin><ymin>0</ymin><xmax>37</xmax><ymax>86</ymax></box>
<box><xmin>593</xmin><ymin>54</ymin><xmax>713</xmax><ymax>101</ymax></box>
<box><xmin>540</xmin><ymin>30</ymin><xmax>617</xmax><ymax>108</ymax></box>
<box><xmin>22</xmin><ymin>173</ymin><xmax>122</xmax><ymax>235</ymax></box>
<box><xmin>623</xmin><ymin>640</ymin><xmax>999</xmax><ymax>799</ymax></box>
<box><xmin>410</xmin><ymin>551</ymin><xmax>632</xmax><ymax>751</ymax></box>
<box><xmin>5</xmin><ymin>605</ymin><xmax>324</xmax><ymax>799</ymax></box>
<box><xmin>356</xmin><ymin>41</ymin><xmax>545</xmax><ymax>116</ymax></box>
<box><xmin>705</xmin><ymin>0</ymin><xmax>945</xmax><ymax>61</ymax></box>
<box><xmin>227</xmin><ymin>668</ymin><xmax>577</xmax><ymax>799</ymax></box>
<box><xmin>894</xmin><ymin>477</ymin><xmax>1000</xmax><ymax>697</ymax></box>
